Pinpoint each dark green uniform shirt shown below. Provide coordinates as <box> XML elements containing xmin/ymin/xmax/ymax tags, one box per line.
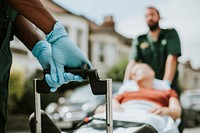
<box><xmin>0</xmin><ymin>1</ymin><xmax>17</xmax><ymax>132</ymax></box>
<box><xmin>129</xmin><ymin>28</ymin><xmax>181</xmax><ymax>94</ymax></box>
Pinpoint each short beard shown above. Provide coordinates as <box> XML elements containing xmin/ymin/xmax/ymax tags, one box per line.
<box><xmin>148</xmin><ymin>22</ymin><xmax>159</xmax><ymax>31</ymax></box>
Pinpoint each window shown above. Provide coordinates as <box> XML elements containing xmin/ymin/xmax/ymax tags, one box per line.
<box><xmin>99</xmin><ymin>43</ymin><xmax>105</xmax><ymax>62</ymax></box>
<box><xmin>65</xmin><ymin>26</ymin><xmax>69</xmax><ymax>33</ymax></box>
<box><xmin>77</xmin><ymin>29</ymin><xmax>83</xmax><ymax>48</ymax></box>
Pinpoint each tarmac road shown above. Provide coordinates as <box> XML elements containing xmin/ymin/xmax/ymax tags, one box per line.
<box><xmin>6</xmin><ymin>114</ymin><xmax>200</xmax><ymax>133</ymax></box>
<box><xmin>7</xmin><ymin>127</ymin><xmax>200</xmax><ymax>133</ymax></box>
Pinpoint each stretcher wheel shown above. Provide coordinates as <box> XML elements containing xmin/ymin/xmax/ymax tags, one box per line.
<box><xmin>134</xmin><ymin>124</ymin><xmax>158</xmax><ymax>133</ymax></box>
<box><xmin>29</xmin><ymin>110</ymin><xmax>61</xmax><ymax>133</ymax></box>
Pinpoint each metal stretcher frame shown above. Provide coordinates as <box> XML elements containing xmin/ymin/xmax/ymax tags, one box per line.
<box><xmin>31</xmin><ymin>67</ymin><xmax>113</xmax><ymax>133</ymax></box>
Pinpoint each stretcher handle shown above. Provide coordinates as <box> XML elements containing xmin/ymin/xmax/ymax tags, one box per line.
<box><xmin>43</xmin><ymin>66</ymin><xmax>88</xmax><ymax>80</ymax></box>
<box><xmin>36</xmin><ymin>64</ymin><xmax>88</xmax><ymax>94</ymax></box>
<box><xmin>36</xmin><ymin>64</ymin><xmax>107</xmax><ymax>95</ymax></box>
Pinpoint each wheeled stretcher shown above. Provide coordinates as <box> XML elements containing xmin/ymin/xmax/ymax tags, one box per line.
<box><xmin>73</xmin><ymin>80</ymin><xmax>181</xmax><ymax>133</ymax></box>
<box><xmin>29</xmin><ymin>67</ymin><xmax>178</xmax><ymax>133</ymax></box>
<box><xmin>29</xmin><ymin>66</ymin><xmax>114</xmax><ymax>133</ymax></box>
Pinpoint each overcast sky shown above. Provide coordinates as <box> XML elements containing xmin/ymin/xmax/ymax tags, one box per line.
<box><xmin>53</xmin><ymin>0</ymin><xmax>200</xmax><ymax>68</ymax></box>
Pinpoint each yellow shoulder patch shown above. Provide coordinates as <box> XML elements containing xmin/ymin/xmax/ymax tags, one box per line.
<box><xmin>140</xmin><ymin>42</ymin><xmax>149</xmax><ymax>49</ymax></box>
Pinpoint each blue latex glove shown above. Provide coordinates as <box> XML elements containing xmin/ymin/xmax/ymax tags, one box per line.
<box><xmin>46</xmin><ymin>21</ymin><xmax>92</xmax><ymax>88</ymax></box>
<box><xmin>32</xmin><ymin>40</ymin><xmax>60</xmax><ymax>92</ymax></box>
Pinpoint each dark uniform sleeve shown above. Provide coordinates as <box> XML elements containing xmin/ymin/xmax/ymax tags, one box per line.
<box><xmin>129</xmin><ymin>38</ymin><xmax>142</xmax><ymax>61</ymax></box>
<box><xmin>166</xmin><ymin>29</ymin><xmax>181</xmax><ymax>57</ymax></box>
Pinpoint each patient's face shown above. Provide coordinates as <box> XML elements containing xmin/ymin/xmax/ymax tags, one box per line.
<box><xmin>130</xmin><ymin>64</ymin><xmax>154</xmax><ymax>82</ymax></box>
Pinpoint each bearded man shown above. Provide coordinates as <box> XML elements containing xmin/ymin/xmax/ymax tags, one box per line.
<box><xmin>124</xmin><ymin>6</ymin><xmax>182</xmax><ymax>96</ymax></box>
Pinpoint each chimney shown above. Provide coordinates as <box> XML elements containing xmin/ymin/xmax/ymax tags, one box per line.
<box><xmin>185</xmin><ymin>60</ymin><xmax>192</xmax><ymax>68</ymax></box>
<box><xmin>102</xmin><ymin>16</ymin><xmax>115</xmax><ymax>30</ymax></box>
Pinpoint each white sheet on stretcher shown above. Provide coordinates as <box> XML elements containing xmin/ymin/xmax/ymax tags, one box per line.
<box><xmin>75</xmin><ymin>100</ymin><xmax>180</xmax><ymax>133</ymax></box>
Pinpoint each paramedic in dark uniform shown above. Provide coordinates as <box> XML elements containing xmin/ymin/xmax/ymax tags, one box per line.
<box><xmin>124</xmin><ymin>6</ymin><xmax>181</xmax><ymax>96</ymax></box>
<box><xmin>0</xmin><ymin>0</ymin><xmax>91</xmax><ymax>132</ymax></box>
<box><xmin>124</xmin><ymin>6</ymin><xmax>183</xmax><ymax>133</ymax></box>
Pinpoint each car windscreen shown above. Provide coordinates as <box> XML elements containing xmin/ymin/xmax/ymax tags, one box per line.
<box><xmin>67</xmin><ymin>84</ymin><xmax>98</xmax><ymax>104</ymax></box>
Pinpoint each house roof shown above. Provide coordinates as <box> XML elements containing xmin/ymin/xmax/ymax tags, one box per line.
<box><xmin>179</xmin><ymin>61</ymin><xmax>200</xmax><ymax>71</ymax></box>
<box><xmin>89</xmin><ymin>16</ymin><xmax>132</xmax><ymax>45</ymax></box>
<box><xmin>42</xmin><ymin>0</ymin><xmax>132</xmax><ymax>45</ymax></box>
<box><xmin>41</xmin><ymin>0</ymin><xmax>68</xmax><ymax>14</ymax></box>
<box><xmin>42</xmin><ymin>0</ymin><xmax>93</xmax><ymax>22</ymax></box>
<box><xmin>90</xmin><ymin>27</ymin><xmax>132</xmax><ymax>45</ymax></box>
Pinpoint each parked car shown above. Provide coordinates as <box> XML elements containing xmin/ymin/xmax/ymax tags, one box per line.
<box><xmin>180</xmin><ymin>89</ymin><xmax>200</xmax><ymax>127</ymax></box>
<box><xmin>45</xmin><ymin>82</ymin><xmax>122</xmax><ymax>130</ymax></box>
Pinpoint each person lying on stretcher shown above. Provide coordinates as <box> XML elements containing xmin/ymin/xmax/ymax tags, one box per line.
<box><xmin>94</xmin><ymin>63</ymin><xmax>182</xmax><ymax>132</ymax></box>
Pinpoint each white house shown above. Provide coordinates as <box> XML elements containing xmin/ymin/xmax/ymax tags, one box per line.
<box><xmin>89</xmin><ymin>16</ymin><xmax>131</xmax><ymax>77</ymax></box>
<box><xmin>178</xmin><ymin>61</ymin><xmax>200</xmax><ymax>90</ymax></box>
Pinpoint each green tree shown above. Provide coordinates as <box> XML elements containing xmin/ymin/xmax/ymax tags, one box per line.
<box><xmin>13</xmin><ymin>70</ymin><xmax>62</xmax><ymax>114</ymax></box>
<box><xmin>8</xmin><ymin>69</ymin><xmax>25</xmax><ymax>112</ymax></box>
<box><xmin>106</xmin><ymin>59</ymin><xmax>128</xmax><ymax>81</ymax></box>
<box><xmin>8</xmin><ymin>69</ymin><xmax>88</xmax><ymax>114</ymax></box>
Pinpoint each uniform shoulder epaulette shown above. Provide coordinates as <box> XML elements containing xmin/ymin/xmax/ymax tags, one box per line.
<box><xmin>166</xmin><ymin>28</ymin><xmax>175</xmax><ymax>32</ymax></box>
<box><xmin>138</xmin><ymin>34</ymin><xmax>147</xmax><ymax>40</ymax></box>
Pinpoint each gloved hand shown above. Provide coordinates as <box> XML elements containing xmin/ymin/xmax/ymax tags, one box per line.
<box><xmin>46</xmin><ymin>21</ymin><xmax>92</xmax><ymax>88</ymax></box>
<box><xmin>32</xmin><ymin>40</ymin><xmax>60</xmax><ymax>92</ymax></box>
